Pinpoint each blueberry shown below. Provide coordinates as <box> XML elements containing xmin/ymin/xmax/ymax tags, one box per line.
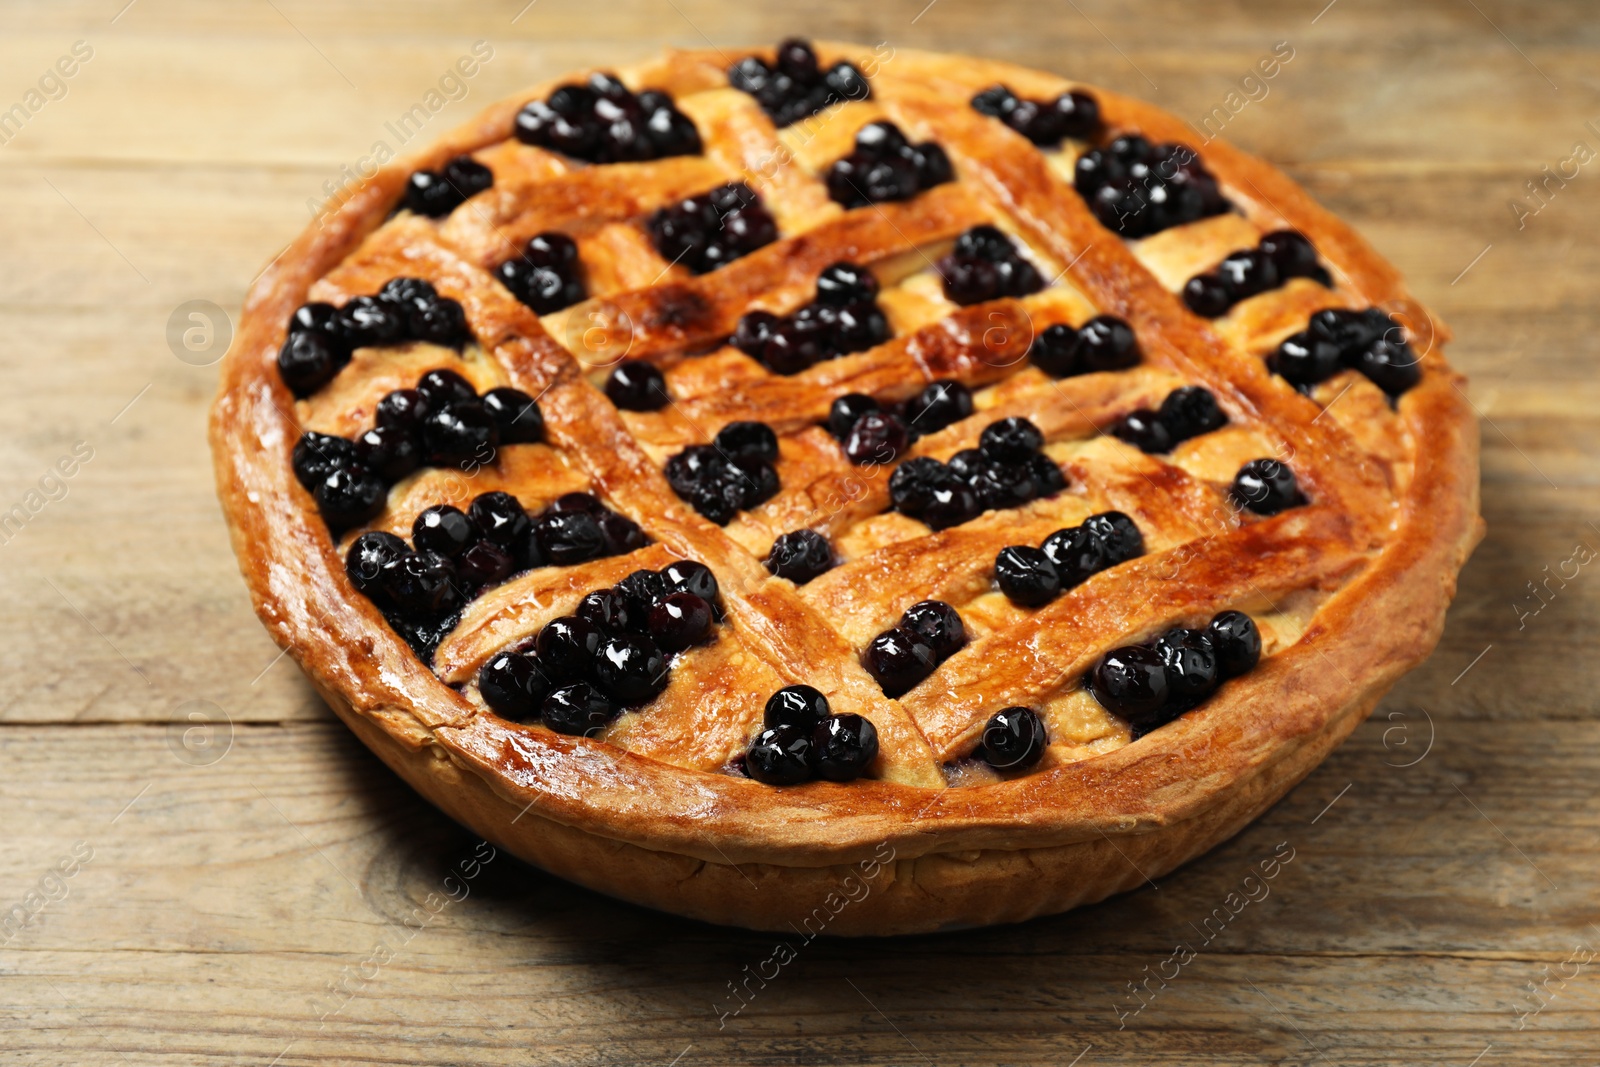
<box><xmin>385</xmin><ymin>281</ymin><xmax>469</xmax><ymax>348</ymax></box>
<box><xmin>541</xmin><ymin>682</ymin><xmax>620</xmax><ymax>736</ymax></box>
<box><xmin>1029</xmin><ymin>453</ymin><xmax>1067</xmax><ymax>495</ymax></box>
<box><xmin>349</xmin><ymin>425</ymin><xmax>418</xmax><ymax>483</ymax></box>
<box><xmin>292</xmin><ymin>432</ymin><xmax>358</xmax><ymax>491</ymax></box>
<box><xmin>903</xmin><ymin>380</ymin><xmax>973</xmax><ymax>434</ymax></box>
<box><xmin>467</xmin><ymin>492</ymin><xmax>530</xmax><ymax>548</ymax></box>
<box><xmin>605</xmin><ymin>361</ymin><xmax>669</xmax><ymax>411</ymax></box>
<box><xmin>403</xmin><ymin>169</ymin><xmax>458</xmax><ymax>216</ymax></box>
<box><xmin>415</xmin><ymin>369</ymin><xmax>478</xmax><ymax>406</ymax></box>
<box><xmin>764</xmin><ymin>685</ymin><xmax>829</xmax><ymax>732</ymax></box>
<box><xmin>345</xmin><ymin>531</ymin><xmax>408</xmax><ymax>601</ymax></box>
<box><xmin>1183</xmin><ymin>273</ymin><xmax>1234</xmax><ymax>318</ymax></box>
<box><xmin>576</xmin><ymin>588</ymin><xmax>632</xmax><ymax>633</ymax></box>
<box><xmin>995</xmin><ymin>545</ymin><xmax>1061</xmax><ymax>607</ymax></box>
<box><xmin>1231</xmin><ymin>459</ymin><xmax>1304</xmax><ymax>515</ymax></box>
<box><xmin>1308</xmin><ymin>307</ymin><xmax>1382</xmax><ymax>353</ymax></box>
<box><xmin>1083</xmin><ymin>511</ymin><xmax>1145</xmax><ymax>566</ymax></box>
<box><xmin>745</xmin><ymin>724</ymin><xmax>814</xmax><ymax>785</ymax></box>
<box><xmin>456</xmin><ymin>539</ymin><xmax>516</xmax><ymax>590</ymax></box>
<box><xmin>442</xmin><ymin>155</ymin><xmax>493</xmax><ymax>200</ymax></box>
<box><xmin>549</xmin><ymin>492</ymin><xmax>600</xmax><ymax>514</ymax></box>
<box><xmin>1112</xmin><ymin>409</ymin><xmax>1173</xmax><ymax>454</ymax></box>
<box><xmin>662</xmin><ymin>559</ymin><xmax>719</xmax><ymax>603</ymax></box>
<box><xmin>981</xmin><ymin>706</ymin><xmax>1047</xmax><ymax>769</ymax></box>
<box><xmin>822</xmin><ymin>62</ymin><xmax>870</xmax><ymax>104</ymax></box>
<box><xmin>969</xmin><ymin>460</ymin><xmax>1035</xmax><ymax>512</ymax></box>
<box><xmin>647</xmin><ymin>591</ymin><xmax>712</xmax><ymax>651</ymax></box>
<box><xmin>1207</xmin><ymin>610</ymin><xmax>1261</xmax><ymax>678</ymax></box>
<box><xmin>765</xmin><ymin>529</ymin><xmax>834</xmax><ymax>585</ymax></box>
<box><xmin>735</xmin><ymin>460</ymin><xmax>781</xmax><ymax>510</ymax></box>
<box><xmin>1053</xmin><ymin>90</ymin><xmax>1101</xmax><ymax>139</ymax></box>
<box><xmin>314</xmin><ymin>467</ymin><xmax>387</xmax><ymax>530</ymax></box>
<box><xmin>478</xmin><ymin>650</ymin><xmax>550</xmax><ymax>721</ymax></box>
<box><xmin>594</xmin><ymin>633</ymin><xmax>668</xmax><ymax>705</ymax></box>
<box><xmin>333</xmin><ymin>295</ymin><xmax>406</xmax><ymax>350</ymax></box>
<box><xmin>939</xmin><ymin>254</ymin><xmax>1000</xmax><ymax>306</ymax></box>
<box><xmin>1352</xmin><ymin>335</ymin><xmax>1422</xmax><ymax>396</ymax></box>
<box><xmin>731</xmin><ymin>310</ymin><xmax>782</xmax><ymax>358</ymax></box>
<box><xmin>775</xmin><ymin>38</ymin><xmax>819</xmax><ymax>82</ymax></box>
<box><xmin>422</xmin><ymin>401</ymin><xmax>498</xmax><ymax>467</ymax></box>
<box><xmin>812</xmin><ymin>714</ymin><xmax>879</xmax><ymax>781</ymax></box>
<box><xmin>412</xmin><ymin>505</ymin><xmax>478</xmax><ymax>558</ymax></box>
<box><xmin>1259</xmin><ymin>230</ymin><xmax>1320</xmax><ymax>280</ymax></box>
<box><xmin>900</xmin><ymin>600</ymin><xmax>965</xmax><ymax>659</ymax></box>
<box><xmin>645</xmin><ymin>106</ymin><xmax>703</xmax><ymax>156</ymax></box>
<box><xmin>815</xmin><ymin>262</ymin><xmax>879</xmax><ymax>306</ymax></box>
<box><xmin>1216</xmin><ymin>249</ymin><xmax>1280</xmax><ymax>302</ymax></box>
<box><xmin>535</xmin><ymin>616</ymin><xmax>603</xmax><ymax>683</ymax></box>
<box><xmin>887</xmin><ymin>456</ymin><xmax>949</xmax><ymax>516</ymax></box>
<box><xmin>714</xmin><ymin>420</ymin><xmax>779</xmax><ymax>466</ymax></box>
<box><xmin>758</xmin><ymin>318</ymin><xmax>822</xmax><ymax>375</ymax></box>
<box><xmin>481</xmin><ymin>388</ymin><xmax>544</xmax><ymax>444</ymax></box>
<box><xmin>1088</xmin><ymin>645</ymin><xmax>1169</xmax><ymax>724</ymax></box>
<box><xmin>289</xmin><ymin>302</ymin><xmax>342</xmax><ymax>338</ymax></box>
<box><xmin>1005</xmin><ymin>98</ymin><xmax>1067</xmax><ymax>144</ymax></box>
<box><xmin>1029</xmin><ymin>323</ymin><xmax>1082</xmax><ymax>378</ymax></box>
<box><xmin>863</xmin><ymin>626</ymin><xmax>937</xmax><ymax>697</ymax></box>
<box><xmin>1154</xmin><ymin>628</ymin><xmax>1219</xmax><ymax>710</ymax></box>
<box><xmin>1272</xmin><ymin>330</ymin><xmax>1343</xmax><ymax>388</ymax></box>
<box><xmin>827</xmin><ymin>393</ymin><xmax>879</xmax><ymax>440</ymax></box>
<box><xmin>375</xmin><ymin>388</ymin><xmax>431</xmax><ymax>433</ymax></box>
<box><xmin>1077</xmin><ymin>316</ymin><xmax>1140</xmax><ymax>371</ymax></box>
<box><xmin>1042</xmin><ymin>525</ymin><xmax>1103</xmax><ymax>588</ymax></box>
<box><xmin>844</xmin><ymin>410</ymin><xmax>909</xmax><ymax>465</ymax></box>
<box><xmin>381</xmin><ymin>549</ymin><xmax>462</xmax><ymax>617</ymax></box>
<box><xmin>534</xmin><ymin>509</ymin><xmax>606</xmax><ymax>565</ymax></box>
<box><xmin>979</xmin><ymin>417</ymin><xmax>1044</xmax><ymax>463</ymax></box>
<box><xmin>1158</xmin><ymin>387</ymin><xmax>1226</xmax><ymax>443</ymax></box>
<box><xmin>971</xmin><ymin>85</ymin><xmax>1020</xmax><ymax>117</ymax></box>
<box><xmin>920</xmin><ymin>481</ymin><xmax>981</xmax><ymax>531</ymax></box>
<box><xmin>277</xmin><ymin>332</ymin><xmax>342</xmax><ymax>397</ymax></box>
<box><xmin>913</xmin><ymin>142</ymin><xmax>954</xmax><ymax>188</ymax></box>
<box><xmin>596</xmin><ymin>510</ymin><xmax>648</xmax><ymax>556</ymax></box>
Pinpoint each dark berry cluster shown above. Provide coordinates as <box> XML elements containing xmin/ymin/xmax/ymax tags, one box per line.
<box><xmin>887</xmin><ymin>417</ymin><xmax>1066</xmax><ymax>531</ymax></box>
<box><xmin>978</xmin><ymin>706</ymin><xmax>1048</xmax><ymax>770</ymax></box>
<box><xmin>291</xmin><ymin>369</ymin><xmax>544</xmax><ymax>530</ymax></box>
<box><xmin>825</xmin><ymin>121</ymin><xmax>952</xmax><ymax>209</ymax></box>
<box><xmin>402</xmin><ymin>155</ymin><xmax>493</xmax><ymax>218</ymax></box>
<box><xmin>1074</xmin><ymin>135</ymin><xmax>1230</xmax><ymax>238</ymax></box>
<box><xmin>937</xmin><ymin>225</ymin><xmax>1044</xmax><ymax>306</ymax></box>
<box><xmin>863</xmin><ymin>600</ymin><xmax>966</xmax><ymax>698</ymax></box>
<box><xmin>731</xmin><ymin>262</ymin><xmax>891</xmax><ymax>375</ymax></box>
<box><xmin>745</xmin><ymin>685</ymin><xmax>879</xmax><ymax>785</ymax></box>
<box><xmin>496</xmin><ymin>232</ymin><xmax>586</xmax><ymax>315</ymax></box>
<box><xmin>646</xmin><ymin>182</ymin><xmax>778</xmax><ymax>274</ymax></box>
<box><xmin>825</xmin><ymin>380</ymin><xmax>969</xmax><ymax>467</ymax></box>
<box><xmin>1182</xmin><ymin>230</ymin><xmax>1330</xmax><ymax>318</ymax></box>
<box><xmin>277</xmin><ymin>278</ymin><xmax>471</xmax><ymax>398</ymax></box>
<box><xmin>344</xmin><ymin>492</ymin><xmax>647</xmax><ymax>660</ymax></box>
<box><xmin>664</xmin><ymin>421</ymin><xmax>781</xmax><ymax>525</ymax></box>
<box><xmin>514</xmin><ymin>72</ymin><xmax>702</xmax><ymax>163</ymax></box>
<box><xmin>764</xmin><ymin>529</ymin><xmax>834</xmax><ymax>585</ymax></box>
<box><xmin>1027</xmin><ymin>315</ymin><xmax>1141</xmax><ymax>378</ymax></box>
<box><xmin>993</xmin><ymin>510</ymin><xmax>1144</xmax><ymax>608</ymax></box>
<box><xmin>1230</xmin><ymin>458</ymin><xmax>1305</xmax><ymax>516</ymax></box>
<box><xmin>728</xmin><ymin>38</ymin><xmax>871</xmax><ymax>128</ymax></box>
<box><xmin>475</xmin><ymin>560</ymin><xmax>721</xmax><ymax>734</ymax></box>
<box><xmin>1110</xmin><ymin>385</ymin><xmax>1228</xmax><ymax>454</ymax></box>
<box><xmin>1269</xmin><ymin>307</ymin><xmax>1421</xmax><ymax>397</ymax></box>
<box><xmin>1088</xmin><ymin>611</ymin><xmax>1260</xmax><ymax>738</ymax></box>
<box><xmin>604</xmin><ymin>361</ymin><xmax>670</xmax><ymax>412</ymax></box>
<box><xmin>970</xmin><ymin>84</ymin><xmax>1101</xmax><ymax>145</ymax></box>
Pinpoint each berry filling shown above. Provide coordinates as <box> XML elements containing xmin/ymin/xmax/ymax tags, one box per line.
<box><xmin>496</xmin><ymin>231</ymin><xmax>586</xmax><ymax>315</ymax></box>
<box><xmin>1073</xmin><ymin>134</ymin><xmax>1231</xmax><ymax>238</ymax></box>
<box><xmin>937</xmin><ymin>225</ymin><xmax>1045</xmax><ymax>306</ymax></box>
<box><xmin>970</xmin><ymin>84</ymin><xmax>1101</xmax><ymax>145</ymax></box>
<box><xmin>1182</xmin><ymin>230</ymin><xmax>1331</xmax><ymax>317</ymax></box>
<box><xmin>1268</xmin><ymin>307</ymin><xmax>1422</xmax><ymax>397</ymax></box>
<box><xmin>746</xmin><ymin>685</ymin><xmax>879</xmax><ymax>785</ymax></box>
<box><xmin>825</xmin><ymin>121</ymin><xmax>952</xmax><ymax>209</ymax></box>
<box><xmin>1088</xmin><ymin>611</ymin><xmax>1260</xmax><ymax>736</ymax></box>
<box><xmin>886</xmin><ymin>417</ymin><xmax>1067</xmax><ymax>530</ymax></box>
<box><xmin>663</xmin><ymin>421</ymin><xmax>782</xmax><ymax>525</ymax></box>
<box><xmin>402</xmin><ymin>155</ymin><xmax>493</xmax><ymax>218</ymax></box>
<box><xmin>862</xmin><ymin>600</ymin><xmax>967</xmax><ymax>697</ymax></box>
<box><xmin>1230</xmin><ymin>459</ymin><xmax>1305</xmax><ymax>515</ymax></box>
<box><xmin>1109</xmin><ymin>385</ymin><xmax>1228</xmax><ymax>454</ymax></box>
<box><xmin>474</xmin><ymin>561</ymin><xmax>722</xmax><ymax>733</ymax></box>
<box><xmin>995</xmin><ymin>510</ymin><xmax>1145</xmax><ymax>607</ymax></box>
<box><xmin>514</xmin><ymin>72</ymin><xmax>702</xmax><ymax>163</ymax></box>
<box><xmin>646</xmin><ymin>182</ymin><xmax>778</xmax><ymax>274</ymax></box>
<box><xmin>1027</xmin><ymin>315</ymin><xmax>1142</xmax><ymax>378</ymax></box>
<box><xmin>277</xmin><ymin>278</ymin><xmax>472</xmax><ymax>398</ymax></box>
<box><xmin>730</xmin><ymin>261</ymin><xmax>892</xmax><ymax>375</ymax></box>
<box><xmin>604</xmin><ymin>361</ymin><xmax>670</xmax><ymax>411</ymax></box>
<box><xmin>764</xmin><ymin>529</ymin><xmax>835</xmax><ymax>585</ymax></box>
<box><xmin>979</xmin><ymin>706</ymin><xmax>1048</xmax><ymax>769</ymax></box>
<box><xmin>727</xmin><ymin>38</ymin><xmax>872</xmax><ymax>128</ymax></box>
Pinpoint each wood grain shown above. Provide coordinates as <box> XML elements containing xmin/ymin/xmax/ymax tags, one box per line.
<box><xmin>1</xmin><ymin>0</ymin><xmax>1596</xmax><ymax>1062</ymax></box>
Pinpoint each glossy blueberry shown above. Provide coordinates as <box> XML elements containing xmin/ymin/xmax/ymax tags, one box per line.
<box><xmin>478</xmin><ymin>649</ymin><xmax>550</xmax><ymax>721</ymax></box>
<box><xmin>1089</xmin><ymin>644</ymin><xmax>1170</xmax><ymax>725</ymax></box>
<box><xmin>979</xmin><ymin>417</ymin><xmax>1044</xmax><ymax>463</ymax></box>
<box><xmin>1029</xmin><ymin>453</ymin><xmax>1067</xmax><ymax>495</ymax></box>
<box><xmin>1041</xmin><ymin>525</ymin><xmax>1101</xmax><ymax>588</ymax></box>
<box><xmin>844</xmin><ymin>410</ymin><xmax>909</xmax><ymax>464</ymax></box>
<box><xmin>1053</xmin><ymin>90</ymin><xmax>1101</xmax><ymax>139</ymax></box>
<box><xmin>1182</xmin><ymin>273</ymin><xmax>1234</xmax><ymax>318</ymax></box>
<box><xmin>972</xmin><ymin>85</ymin><xmax>1020</xmax><ymax>117</ymax></box>
<box><xmin>969</xmin><ymin>461</ymin><xmax>1035</xmax><ymax>512</ymax></box>
<box><xmin>745</xmin><ymin>724</ymin><xmax>814</xmax><ymax>785</ymax></box>
<box><xmin>887</xmin><ymin>456</ymin><xmax>948</xmax><ymax>516</ymax></box>
<box><xmin>333</xmin><ymin>295</ymin><xmax>406</xmax><ymax>350</ymax></box>
<box><xmin>576</xmin><ymin>588</ymin><xmax>632</xmax><ymax>633</ymax></box>
<box><xmin>314</xmin><ymin>467</ymin><xmax>387</xmax><ymax>530</ymax></box>
<box><xmin>921</xmin><ymin>481</ymin><xmax>981</xmax><ymax>531</ymax></box>
<box><xmin>375</xmin><ymin>388</ymin><xmax>430</xmax><ymax>433</ymax></box>
<box><xmin>1216</xmin><ymin>249</ymin><xmax>1280</xmax><ymax>302</ymax></box>
<box><xmin>815</xmin><ymin>262</ymin><xmax>879</xmax><ymax>306</ymax></box>
<box><xmin>1076</xmin><ymin>315</ymin><xmax>1140</xmax><ymax>371</ymax></box>
<box><xmin>1154</xmin><ymin>628</ymin><xmax>1220</xmax><ymax>709</ymax></box>
<box><xmin>456</xmin><ymin>539</ymin><xmax>516</xmax><ymax>590</ymax></box>
<box><xmin>535</xmin><ymin>616</ymin><xmax>603</xmax><ymax>683</ymax></box>
<box><xmin>616</xmin><ymin>568</ymin><xmax>669</xmax><ymax>619</ymax></box>
<box><xmin>541</xmin><ymin>682</ymin><xmax>620</xmax><ymax>736</ymax></box>
<box><xmin>1112</xmin><ymin>409</ymin><xmax>1173</xmax><ymax>454</ymax></box>
<box><xmin>1352</xmin><ymin>335</ymin><xmax>1422</xmax><ymax>396</ymax></box>
<box><xmin>1207</xmin><ymin>610</ymin><xmax>1261</xmax><ymax>678</ymax></box>
<box><xmin>757</xmin><ymin>318</ymin><xmax>822</xmax><ymax>375</ymax></box>
<box><xmin>345</xmin><ymin>531</ymin><xmax>408</xmax><ymax>601</ymax></box>
<box><xmin>1084</xmin><ymin>511</ymin><xmax>1145</xmax><ymax>566</ymax></box>
<box><xmin>900</xmin><ymin>600</ymin><xmax>965</xmax><ymax>660</ymax></box>
<box><xmin>467</xmin><ymin>492</ymin><xmax>530</xmax><ymax>549</ymax></box>
<box><xmin>381</xmin><ymin>549</ymin><xmax>462</xmax><ymax>617</ymax></box>
<box><xmin>981</xmin><ymin>706</ymin><xmax>1047</xmax><ymax>769</ymax></box>
<box><xmin>1029</xmin><ymin>323</ymin><xmax>1082</xmax><ymax>378</ymax></box>
<box><xmin>292</xmin><ymin>432</ymin><xmax>358</xmax><ymax>492</ymax></box>
<box><xmin>421</xmin><ymin>401</ymin><xmax>497</xmax><ymax>467</ymax></box>
<box><xmin>1231</xmin><ymin>459</ymin><xmax>1304</xmax><ymax>515</ymax></box>
<box><xmin>648</xmin><ymin>591</ymin><xmax>712</xmax><ymax>652</ymax></box>
<box><xmin>351</xmin><ymin>424</ymin><xmax>419</xmax><ymax>482</ymax></box>
<box><xmin>995</xmin><ymin>545</ymin><xmax>1061</xmax><ymax>607</ymax></box>
<box><xmin>812</xmin><ymin>714</ymin><xmax>879</xmax><ymax>781</ymax></box>
<box><xmin>289</xmin><ymin>302</ymin><xmax>341</xmax><ymax>338</ymax></box>
<box><xmin>1259</xmin><ymin>230</ymin><xmax>1321</xmax><ymax>280</ymax></box>
<box><xmin>827</xmin><ymin>393</ymin><xmax>879</xmax><ymax>441</ymax></box>
<box><xmin>646</xmin><ymin>183</ymin><xmax>777</xmax><ymax>274</ymax></box>
<box><xmin>550</xmin><ymin>492</ymin><xmax>601</xmax><ymax>514</ymax></box>
<box><xmin>903</xmin><ymin>380</ymin><xmax>973</xmax><ymax>434</ymax></box>
<box><xmin>605</xmin><ymin>361</ymin><xmax>669</xmax><ymax>411</ymax></box>
<box><xmin>731</xmin><ymin>310</ymin><xmax>782</xmax><ymax>358</ymax></box>
<box><xmin>412</xmin><ymin>505</ymin><xmax>478</xmax><ymax>558</ymax></box>
<box><xmin>1272</xmin><ymin>331</ymin><xmax>1343</xmax><ymax>388</ymax></box>
<box><xmin>863</xmin><ymin>626</ymin><xmax>937</xmax><ymax>697</ymax></box>
<box><xmin>534</xmin><ymin>509</ymin><xmax>606</xmax><ymax>565</ymax></box>
<box><xmin>481</xmin><ymin>388</ymin><xmax>544</xmax><ymax>444</ymax></box>
<box><xmin>277</xmin><ymin>332</ymin><xmax>341</xmax><ymax>397</ymax></box>
<box><xmin>1309</xmin><ymin>307</ymin><xmax>1383</xmax><ymax>353</ymax></box>
<box><xmin>414</xmin><ymin>369</ymin><xmax>477</xmax><ymax>407</ymax></box>
<box><xmin>765</xmin><ymin>529</ymin><xmax>834</xmax><ymax>585</ymax></box>
<box><xmin>714</xmin><ymin>420</ymin><xmax>779</xmax><ymax>466</ymax></box>
<box><xmin>596</xmin><ymin>510</ymin><xmax>647</xmax><ymax>556</ymax></box>
<box><xmin>593</xmin><ymin>633</ymin><xmax>668</xmax><ymax>706</ymax></box>
<box><xmin>764</xmin><ymin>684</ymin><xmax>830</xmax><ymax>732</ymax></box>
<box><xmin>661</xmin><ymin>559</ymin><xmax>719</xmax><ymax>604</ymax></box>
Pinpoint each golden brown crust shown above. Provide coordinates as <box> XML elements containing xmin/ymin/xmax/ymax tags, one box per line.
<box><xmin>209</xmin><ymin>43</ymin><xmax>1481</xmax><ymax>933</ymax></box>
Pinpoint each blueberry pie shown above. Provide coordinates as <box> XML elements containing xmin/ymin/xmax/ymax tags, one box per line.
<box><xmin>212</xmin><ymin>42</ymin><xmax>1481</xmax><ymax>935</ymax></box>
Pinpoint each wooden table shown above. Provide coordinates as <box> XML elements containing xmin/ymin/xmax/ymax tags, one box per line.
<box><xmin>2</xmin><ymin>1</ymin><xmax>1595</xmax><ymax>1062</ymax></box>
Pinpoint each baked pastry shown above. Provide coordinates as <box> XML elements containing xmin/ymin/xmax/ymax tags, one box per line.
<box><xmin>210</xmin><ymin>40</ymin><xmax>1482</xmax><ymax>935</ymax></box>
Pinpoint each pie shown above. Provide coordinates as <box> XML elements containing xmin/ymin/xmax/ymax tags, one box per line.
<box><xmin>210</xmin><ymin>40</ymin><xmax>1482</xmax><ymax>935</ymax></box>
